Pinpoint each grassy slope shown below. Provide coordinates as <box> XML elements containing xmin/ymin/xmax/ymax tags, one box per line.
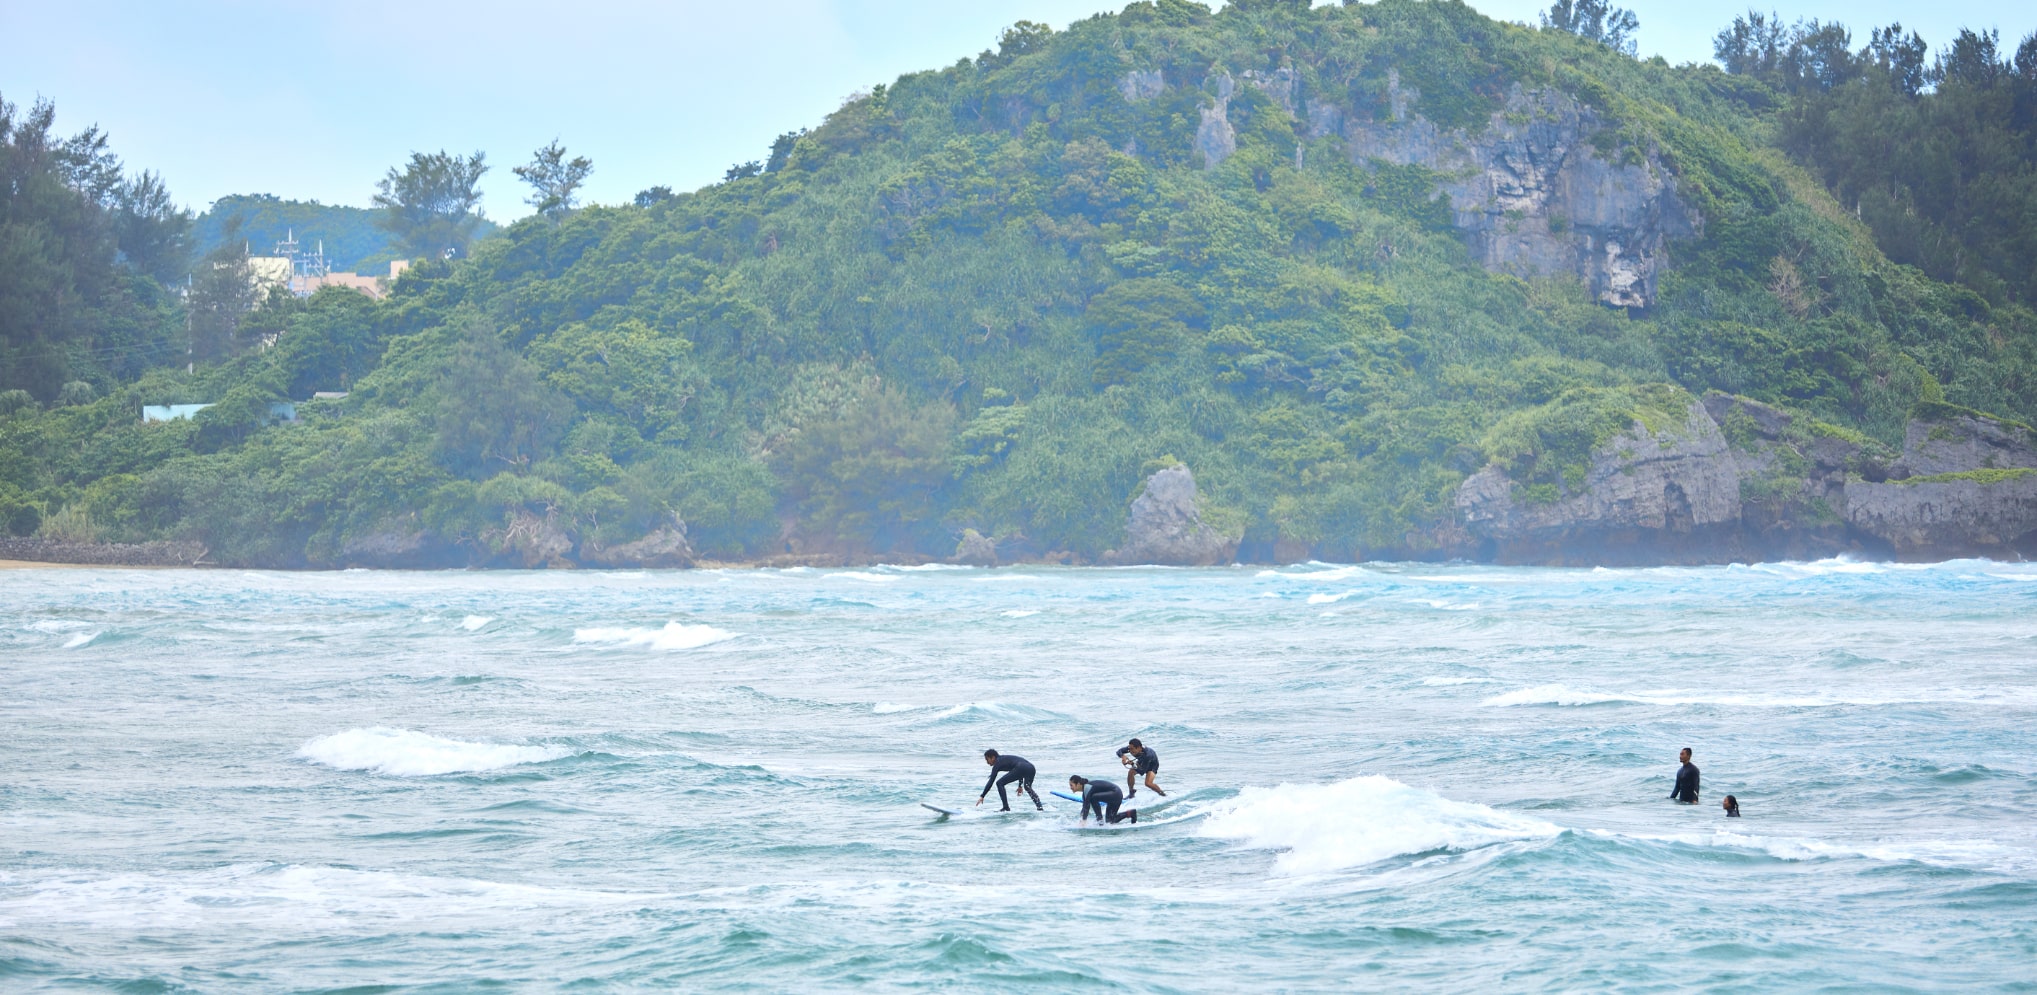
<box><xmin>2</xmin><ymin>0</ymin><xmax>2033</xmax><ymax>564</ymax></box>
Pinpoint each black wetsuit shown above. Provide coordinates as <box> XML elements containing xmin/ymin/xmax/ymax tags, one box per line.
<box><xmin>1670</xmin><ymin>762</ymin><xmax>1700</xmax><ymax>804</ymax></box>
<box><xmin>981</xmin><ymin>755</ymin><xmax>1040</xmax><ymax>811</ymax></box>
<box><xmin>1117</xmin><ymin>745</ymin><xmax>1159</xmax><ymax>774</ymax></box>
<box><xmin>1080</xmin><ymin>779</ymin><xmax>1136</xmax><ymax>824</ymax></box>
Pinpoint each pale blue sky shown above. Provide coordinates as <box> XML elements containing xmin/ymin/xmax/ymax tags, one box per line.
<box><xmin>2</xmin><ymin>0</ymin><xmax>2029</xmax><ymax>220</ymax></box>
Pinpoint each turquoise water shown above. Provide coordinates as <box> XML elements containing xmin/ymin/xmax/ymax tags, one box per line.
<box><xmin>3</xmin><ymin>560</ymin><xmax>2034</xmax><ymax>991</ymax></box>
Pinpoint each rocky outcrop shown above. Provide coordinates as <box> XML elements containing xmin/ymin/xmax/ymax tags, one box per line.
<box><xmin>580</xmin><ymin>524</ymin><xmax>694</xmax><ymax>568</ymax></box>
<box><xmin>1109</xmin><ymin>465</ymin><xmax>1240</xmax><ymax>565</ymax></box>
<box><xmin>0</xmin><ymin>538</ymin><xmax>207</xmax><ymax>567</ymax></box>
<box><xmin>1446</xmin><ymin>394</ymin><xmax>2037</xmax><ymax>564</ymax></box>
<box><xmin>1456</xmin><ymin>401</ymin><xmax>1741</xmax><ymax>564</ymax></box>
<box><xmin>952</xmin><ymin>528</ymin><xmax>998</xmax><ymax>566</ymax></box>
<box><xmin>1119</xmin><ymin>69</ymin><xmax>1165</xmax><ymax>103</ymax></box>
<box><xmin>1346</xmin><ymin>85</ymin><xmax>1696</xmax><ymax>308</ymax></box>
<box><xmin>1196</xmin><ymin>73</ymin><xmax>1238</xmax><ymax>168</ymax></box>
<box><xmin>1841</xmin><ymin>407</ymin><xmax>2037</xmax><ymax>559</ymax></box>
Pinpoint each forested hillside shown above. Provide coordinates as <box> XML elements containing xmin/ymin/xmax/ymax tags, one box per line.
<box><xmin>2</xmin><ymin>0</ymin><xmax>2034</xmax><ymax>566</ymax></box>
<box><xmin>192</xmin><ymin>195</ymin><xmax>414</xmax><ymax>276</ymax></box>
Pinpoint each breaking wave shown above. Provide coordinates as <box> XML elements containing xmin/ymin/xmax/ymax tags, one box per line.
<box><xmin>296</xmin><ymin>727</ymin><xmax>571</xmax><ymax>777</ymax></box>
<box><xmin>572</xmin><ymin>622</ymin><xmax>735</xmax><ymax>650</ymax></box>
<box><xmin>1199</xmin><ymin>775</ymin><xmax>1561</xmax><ymax>875</ymax></box>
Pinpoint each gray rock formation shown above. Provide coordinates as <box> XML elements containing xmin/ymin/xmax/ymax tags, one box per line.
<box><xmin>581</xmin><ymin>524</ymin><xmax>694</xmax><ymax>569</ymax></box>
<box><xmin>1346</xmin><ymin>85</ymin><xmax>1697</xmax><ymax>308</ymax></box>
<box><xmin>1456</xmin><ymin>401</ymin><xmax>1740</xmax><ymax>563</ymax></box>
<box><xmin>1111</xmin><ymin>465</ymin><xmax>1240</xmax><ymax>565</ymax></box>
<box><xmin>1119</xmin><ymin>69</ymin><xmax>1165</xmax><ymax>103</ymax></box>
<box><xmin>0</xmin><ymin>537</ymin><xmax>207</xmax><ymax>567</ymax></box>
<box><xmin>952</xmin><ymin>528</ymin><xmax>998</xmax><ymax>566</ymax></box>
<box><xmin>1196</xmin><ymin>73</ymin><xmax>1238</xmax><ymax>168</ymax></box>
<box><xmin>1841</xmin><ymin>408</ymin><xmax>2037</xmax><ymax>558</ymax></box>
<box><xmin>1843</xmin><ymin>473</ymin><xmax>2037</xmax><ymax>559</ymax></box>
<box><xmin>336</xmin><ymin>527</ymin><xmax>458</xmax><ymax>569</ymax></box>
<box><xmin>484</xmin><ymin>510</ymin><xmax>575</xmax><ymax>569</ymax></box>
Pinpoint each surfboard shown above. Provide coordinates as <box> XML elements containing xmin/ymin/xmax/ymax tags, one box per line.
<box><xmin>921</xmin><ymin>803</ymin><xmax>958</xmax><ymax>817</ymax></box>
<box><xmin>1050</xmin><ymin>791</ymin><xmax>1084</xmax><ymax>804</ymax></box>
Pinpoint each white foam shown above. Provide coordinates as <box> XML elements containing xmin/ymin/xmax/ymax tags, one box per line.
<box><xmin>27</xmin><ymin>619</ymin><xmax>91</xmax><ymax>633</ymax></box>
<box><xmin>296</xmin><ymin>727</ymin><xmax>570</xmax><ymax>777</ymax></box>
<box><xmin>1305</xmin><ymin>591</ymin><xmax>1352</xmax><ymax>605</ymax></box>
<box><xmin>1265</xmin><ymin>565</ymin><xmax>1369</xmax><ymax>582</ymax></box>
<box><xmin>1415</xmin><ymin>599</ymin><xmax>1480</xmax><ymax>611</ymax></box>
<box><xmin>1598</xmin><ymin>829</ymin><xmax>2034</xmax><ymax>875</ymax></box>
<box><xmin>572</xmin><ymin>622</ymin><xmax>735</xmax><ymax>650</ymax></box>
<box><xmin>61</xmin><ymin>632</ymin><xmax>101</xmax><ymax>649</ymax></box>
<box><xmin>1422</xmin><ymin>676</ymin><xmax>1497</xmax><ymax>686</ymax></box>
<box><xmin>1001</xmin><ymin>609</ymin><xmax>1040</xmax><ymax>618</ymax></box>
<box><xmin>830</xmin><ymin>571</ymin><xmax>898</xmax><ymax>583</ymax></box>
<box><xmin>883</xmin><ymin>563</ymin><xmax>970</xmax><ymax>571</ymax></box>
<box><xmin>1200</xmin><ymin>775</ymin><xmax>1561</xmax><ymax>875</ymax></box>
<box><xmin>1478</xmin><ymin>682</ymin><xmax>2007</xmax><ymax>708</ymax></box>
<box><xmin>460</xmin><ymin>615</ymin><xmax>493</xmax><ymax>631</ymax></box>
<box><xmin>872</xmin><ymin>702</ymin><xmax>923</xmax><ymax>714</ymax></box>
<box><xmin>0</xmin><ymin>863</ymin><xmax>660</xmax><ymax>931</ymax></box>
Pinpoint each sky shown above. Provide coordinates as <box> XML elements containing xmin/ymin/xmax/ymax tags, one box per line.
<box><xmin>2</xmin><ymin>0</ymin><xmax>2030</xmax><ymax>221</ymax></box>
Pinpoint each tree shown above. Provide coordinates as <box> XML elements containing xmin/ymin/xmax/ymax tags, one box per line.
<box><xmin>187</xmin><ymin>218</ymin><xmax>258</xmax><ymax>361</ymax></box>
<box><xmin>512</xmin><ymin>139</ymin><xmax>592</xmax><ymax>219</ymax></box>
<box><xmin>765</xmin><ymin>130</ymin><xmax>806</xmax><ymax>173</ymax></box>
<box><xmin>724</xmin><ymin>161</ymin><xmax>762</xmax><ymax>182</ymax></box>
<box><xmin>433</xmin><ymin>322</ymin><xmax>571</xmax><ymax>477</ymax></box>
<box><xmin>632</xmin><ymin>185</ymin><xmax>675</xmax><ymax>208</ymax></box>
<box><xmin>1543</xmin><ymin>0</ymin><xmax>1638</xmax><ymax>56</ymax></box>
<box><xmin>372</xmin><ymin>150</ymin><xmax>488</xmax><ymax>259</ymax></box>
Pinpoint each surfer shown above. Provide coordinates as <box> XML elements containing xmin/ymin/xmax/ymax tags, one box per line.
<box><xmin>1722</xmin><ymin>795</ymin><xmax>1740</xmax><ymax>817</ymax></box>
<box><xmin>1118</xmin><ymin>738</ymin><xmax>1165</xmax><ymax>798</ymax></box>
<box><xmin>1670</xmin><ymin>747</ymin><xmax>1700</xmax><ymax>804</ymax></box>
<box><xmin>1069</xmin><ymin>774</ymin><xmax>1137</xmax><ymax>824</ymax></box>
<box><xmin>978</xmin><ymin>750</ymin><xmax>1043</xmax><ymax>811</ymax></box>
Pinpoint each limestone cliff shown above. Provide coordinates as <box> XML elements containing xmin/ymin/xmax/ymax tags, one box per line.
<box><xmin>1444</xmin><ymin>395</ymin><xmax>2037</xmax><ymax>565</ymax></box>
<box><xmin>1108</xmin><ymin>465</ymin><xmax>1241</xmax><ymax>566</ymax></box>
<box><xmin>1137</xmin><ymin>66</ymin><xmax>1698</xmax><ymax>308</ymax></box>
<box><xmin>1455</xmin><ymin>400</ymin><xmax>1740</xmax><ymax>564</ymax></box>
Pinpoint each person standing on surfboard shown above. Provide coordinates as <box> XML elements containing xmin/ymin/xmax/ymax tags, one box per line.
<box><xmin>1118</xmin><ymin>738</ymin><xmax>1165</xmax><ymax>798</ymax></box>
<box><xmin>978</xmin><ymin>750</ymin><xmax>1043</xmax><ymax>811</ymax></box>
<box><xmin>1069</xmin><ymin>775</ymin><xmax>1137</xmax><ymax>824</ymax></box>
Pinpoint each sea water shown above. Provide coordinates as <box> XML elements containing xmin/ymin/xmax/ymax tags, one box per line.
<box><xmin>1</xmin><ymin>560</ymin><xmax>2033</xmax><ymax>991</ymax></box>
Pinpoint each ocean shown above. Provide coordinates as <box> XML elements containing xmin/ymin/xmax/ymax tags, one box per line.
<box><xmin>2</xmin><ymin>560</ymin><xmax>2033</xmax><ymax>991</ymax></box>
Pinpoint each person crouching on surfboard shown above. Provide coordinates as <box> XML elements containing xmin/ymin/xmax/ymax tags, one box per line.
<box><xmin>1118</xmin><ymin>738</ymin><xmax>1165</xmax><ymax>798</ymax></box>
<box><xmin>978</xmin><ymin>750</ymin><xmax>1043</xmax><ymax>811</ymax></box>
<box><xmin>1069</xmin><ymin>775</ymin><xmax>1137</xmax><ymax>824</ymax></box>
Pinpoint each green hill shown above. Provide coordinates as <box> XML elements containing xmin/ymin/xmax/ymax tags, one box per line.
<box><xmin>192</xmin><ymin>194</ymin><xmax>424</xmax><ymax>275</ymax></box>
<box><xmin>3</xmin><ymin>0</ymin><xmax>2034</xmax><ymax>566</ymax></box>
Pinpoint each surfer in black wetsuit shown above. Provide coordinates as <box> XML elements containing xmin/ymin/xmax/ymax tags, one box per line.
<box><xmin>978</xmin><ymin>750</ymin><xmax>1043</xmax><ymax>811</ymax></box>
<box><xmin>1117</xmin><ymin>738</ymin><xmax>1164</xmax><ymax>798</ymax></box>
<box><xmin>1069</xmin><ymin>775</ymin><xmax>1137</xmax><ymax>824</ymax></box>
<box><xmin>1670</xmin><ymin>747</ymin><xmax>1700</xmax><ymax>804</ymax></box>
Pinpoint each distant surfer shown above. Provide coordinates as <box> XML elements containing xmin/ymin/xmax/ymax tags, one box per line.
<box><xmin>1670</xmin><ymin>747</ymin><xmax>1700</xmax><ymax>804</ymax></box>
<box><xmin>1118</xmin><ymin>738</ymin><xmax>1165</xmax><ymax>798</ymax></box>
<box><xmin>978</xmin><ymin>750</ymin><xmax>1043</xmax><ymax>811</ymax></box>
<box><xmin>1069</xmin><ymin>774</ymin><xmax>1137</xmax><ymax>825</ymax></box>
<box><xmin>1722</xmin><ymin>795</ymin><xmax>1740</xmax><ymax>817</ymax></box>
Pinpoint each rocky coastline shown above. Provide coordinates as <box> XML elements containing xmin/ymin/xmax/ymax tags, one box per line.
<box><xmin>8</xmin><ymin>397</ymin><xmax>2031</xmax><ymax>571</ymax></box>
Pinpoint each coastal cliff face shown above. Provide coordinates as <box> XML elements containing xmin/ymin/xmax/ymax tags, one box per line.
<box><xmin>1455</xmin><ymin>400</ymin><xmax>1740</xmax><ymax>564</ymax></box>
<box><xmin>1435</xmin><ymin>397</ymin><xmax>2037</xmax><ymax>566</ymax></box>
<box><xmin>1108</xmin><ymin>465</ymin><xmax>1241</xmax><ymax>566</ymax></box>
<box><xmin>1132</xmin><ymin>69</ymin><xmax>1697</xmax><ymax>308</ymax></box>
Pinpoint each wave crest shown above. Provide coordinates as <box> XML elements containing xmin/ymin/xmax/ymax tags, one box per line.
<box><xmin>1198</xmin><ymin>775</ymin><xmax>1560</xmax><ymax>875</ymax></box>
<box><xmin>296</xmin><ymin>727</ymin><xmax>570</xmax><ymax>777</ymax></box>
<box><xmin>573</xmin><ymin>622</ymin><xmax>734</xmax><ymax>650</ymax></box>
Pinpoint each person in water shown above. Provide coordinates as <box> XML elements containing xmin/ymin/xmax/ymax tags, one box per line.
<box><xmin>1118</xmin><ymin>738</ymin><xmax>1165</xmax><ymax>798</ymax></box>
<box><xmin>1069</xmin><ymin>774</ymin><xmax>1137</xmax><ymax>824</ymax></box>
<box><xmin>977</xmin><ymin>750</ymin><xmax>1042</xmax><ymax>811</ymax></box>
<box><xmin>1670</xmin><ymin>747</ymin><xmax>1701</xmax><ymax>804</ymax></box>
<box><xmin>1722</xmin><ymin>795</ymin><xmax>1740</xmax><ymax>817</ymax></box>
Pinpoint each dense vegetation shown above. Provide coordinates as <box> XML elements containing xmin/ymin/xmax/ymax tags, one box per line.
<box><xmin>2</xmin><ymin>0</ymin><xmax>2033</xmax><ymax>565</ymax></box>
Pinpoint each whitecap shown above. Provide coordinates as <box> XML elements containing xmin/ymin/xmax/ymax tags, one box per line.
<box><xmin>872</xmin><ymin>702</ymin><xmax>922</xmax><ymax>714</ymax></box>
<box><xmin>61</xmin><ymin>632</ymin><xmax>101</xmax><ymax>649</ymax></box>
<box><xmin>1596</xmin><ymin>829</ymin><xmax>2034</xmax><ymax>875</ymax></box>
<box><xmin>460</xmin><ymin>615</ymin><xmax>493</xmax><ymax>631</ymax></box>
<box><xmin>1199</xmin><ymin>775</ymin><xmax>1561</xmax><ymax>875</ymax></box>
<box><xmin>572</xmin><ymin>622</ymin><xmax>735</xmax><ymax>651</ymax></box>
<box><xmin>1000</xmin><ymin>609</ymin><xmax>1040</xmax><ymax>618</ymax></box>
<box><xmin>296</xmin><ymin>727</ymin><xmax>570</xmax><ymax>777</ymax></box>
<box><xmin>27</xmin><ymin>619</ymin><xmax>91</xmax><ymax>633</ymax></box>
<box><xmin>1305</xmin><ymin>591</ymin><xmax>1352</xmax><ymax>605</ymax></box>
<box><xmin>830</xmin><ymin>571</ymin><xmax>899</xmax><ymax>583</ymax></box>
